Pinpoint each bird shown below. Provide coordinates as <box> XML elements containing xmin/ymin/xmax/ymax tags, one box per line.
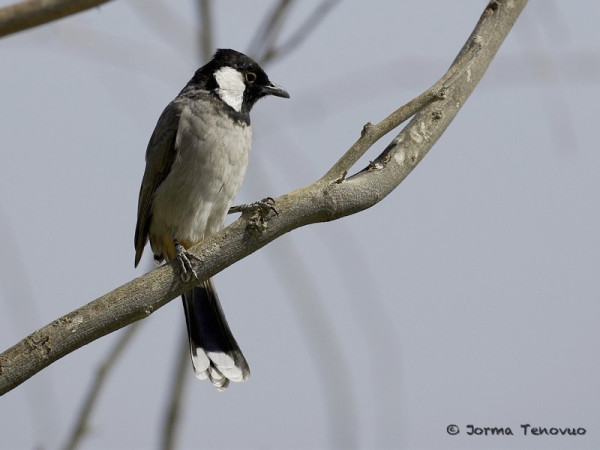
<box><xmin>134</xmin><ymin>49</ymin><xmax>289</xmax><ymax>391</ymax></box>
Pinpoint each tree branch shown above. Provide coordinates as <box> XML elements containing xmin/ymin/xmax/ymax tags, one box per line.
<box><xmin>0</xmin><ymin>0</ymin><xmax>113</xmax><ymax>38</ymax></box>
<box><xmin>0</xmin><ymin>0</ymin><xmax>527</xmax><ymax>396</ymax></box>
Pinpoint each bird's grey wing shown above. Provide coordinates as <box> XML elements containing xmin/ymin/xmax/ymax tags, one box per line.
<box><xmin>134</xmin><ymin>100</ymin><xmax>185</xmax><ymax>267</ymax></box>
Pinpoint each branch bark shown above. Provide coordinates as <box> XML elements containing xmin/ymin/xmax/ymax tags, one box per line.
<box><xmin>0</xmin><ymin>0</ymin><xmax>112</xmax><ymax>38</ymax></box>
<box><xmin>0</xmin><ymin>0</ymin><xmax>527</xmax><ymax>396</ymax></box>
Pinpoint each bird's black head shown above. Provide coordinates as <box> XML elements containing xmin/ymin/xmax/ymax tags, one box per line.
<box><xmin>191</xmin><ymin>49</ymin><xmax>289</xmax><ymax>115</ymax></box>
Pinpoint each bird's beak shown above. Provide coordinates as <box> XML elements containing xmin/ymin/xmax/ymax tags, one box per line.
<box><xmin>262</xmin><ymin>82</ymin><xmax>290</xmax><ymax>98</ymax></box>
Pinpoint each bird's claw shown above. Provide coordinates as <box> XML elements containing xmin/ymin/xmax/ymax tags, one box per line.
<box><xmin>229</xmin><ymin>197</ymin><xmax>278</xmax><ymax>235</ymax></box>
<box><xmin>229</xmin><ymin>197</ymin><xmax>278</xmax><ymax>216</ymax></box>
<box><xmin>174</xmin><ymin>241</ymin><xmax>200</xmax><ymax>283</ymax></box>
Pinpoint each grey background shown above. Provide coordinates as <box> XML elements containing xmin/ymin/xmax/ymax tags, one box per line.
<box><xmin>1</xmin><ymin>1</ymin><xmax>599</xmax><ymax>449</ymax></box>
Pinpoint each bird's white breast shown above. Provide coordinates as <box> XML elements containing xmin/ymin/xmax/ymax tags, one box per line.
<box><xmin>150</xmin><ymin>102</ymin><xmax>251</xmax><ymax>244</ymax></box>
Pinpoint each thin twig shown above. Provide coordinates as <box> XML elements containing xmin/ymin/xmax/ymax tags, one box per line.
<box><xmin>247</xmin><ymin>0</ymin><xmax>294</xmax><ymax>61</ymax></box>
<box><xmin>248</xmin><ymin>149</ymin><xmax>362</xmax><ymax>448</ymax></box>
<box><xmin>160</xmin><ymin>330</ymin><xmax>190</xmax><ymax>450</ymax></box>
<box><xmin>261</xmin><ymin>0</ymin><xmax>341</xmax><ymax>65</ymax></box>
<box><xmin>0</xmin><ymin>0</ymin><xmax>113</xmax><ymax>38</ymax></box>
<box><xmin>265</xmin><ymin>238</ymin><xmax>359</xmax><ymax>448</ymax></box>
<box><xmin>198</xmin><ymin>0</ymin><xmax>213</xmax><ymax>61</ymax></box>
<box><xmin>63</xmin><ymin>323</ymin><xmax>141</xmax><ymax>450</ymax></box>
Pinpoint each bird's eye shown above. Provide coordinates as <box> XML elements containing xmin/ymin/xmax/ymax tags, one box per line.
<box><xmin>245</xmin><ymin>72</ymin><xmax>257</xmax><ymax>84</ymax></box>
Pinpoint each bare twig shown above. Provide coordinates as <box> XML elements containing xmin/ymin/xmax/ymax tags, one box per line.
<box><xmin>160</xmin><ymin>332</ymin><xmax>190</xmax><ymax>450</ymax></box>
<box><xmin>63</xmin><ymin>323</ymin><xmax>140</xmax><ymax>450</ymax></box>
<box><xmin>197</xmin><ymin>0</ymin><xmax>213</xmax><ymax>61</ymax></box>
<box><xmin>0</xmin><ymin>0</ymin><xmax>528</xmax><ymax>396</ymax></box>
<box><xmin>247</xmin><ymin>0</ymin><xmax>294</xmax><ymax>61</ymax></box>
<box><xmin>260</xmin><ymin>0</ymin><xmax>341</xmax><ymax>65</ymax></box>
<box><xmin>265</xmin><ymin>239</ymin><xmax>359</xmax><ymax>448</ymax></box>
<box><xmin>0</xmin><ymin>0</ymin><xmax>113</xmax><ymax>38</ymax></box>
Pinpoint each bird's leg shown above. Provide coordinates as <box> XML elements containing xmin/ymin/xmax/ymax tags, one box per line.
<box><xmin>228</xmin><ymin>197</ymin><xmax>278</xmax><ymax>236</ymax></box>
<box><xmin>228</xmin><ymin>197</ymin><xmax>278</xmax><ymax>216</ymax></box>
<box><xmin>174</xmin><ymin>239</ymin><xmax>200</xmax><ymax>283</ymax></box>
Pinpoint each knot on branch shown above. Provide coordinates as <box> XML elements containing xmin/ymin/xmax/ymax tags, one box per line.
<box><xmin>332</xmin><ymin>170</ymin><xmax>347</xmax><ymax>184</ymax></box>
<box><xmin>25</xmin><ymin>334</ymin><xmax>51</xmax><ymax>358</ymax></box>
<box><xmin>367</xmin><ymin>159</ymin><xmax>385</xmax><ymax>171</ymax></box>
<box><xmin>361</xmin><ymin>122</ymin><xmax>375</xmax><ymax>137</ymax></box>
<box><xmin>486</xmin><ymin>0</ymin><xmax>500</xmax><ymax>13</ymax></box>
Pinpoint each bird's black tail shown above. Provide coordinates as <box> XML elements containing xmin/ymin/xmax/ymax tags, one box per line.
<box><xmin>182</xmin><ymin>279</ymin><xmax>250</xmax><ymax>391</ymax></box>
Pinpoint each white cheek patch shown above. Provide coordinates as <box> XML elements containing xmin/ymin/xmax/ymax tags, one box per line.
<box><xmin>214</xmin><ymin>66</ymin><xmax>246</xmax><ymax>112</ymax></box>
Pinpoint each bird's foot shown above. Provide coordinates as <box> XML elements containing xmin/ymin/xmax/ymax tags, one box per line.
<box><xmin>229</xmin><ymin>197</ymin><xmax>278</xmax><ymax>235</ymax></box>
<box><xmin>174</xmin><ymin>240</ymin><xmax>200</xmax><ymax>283</ymax></box>
<box><xmin>229</xmin><ymin>197</ymin><xmax>278</xmax><ymax>216</ymax></box>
